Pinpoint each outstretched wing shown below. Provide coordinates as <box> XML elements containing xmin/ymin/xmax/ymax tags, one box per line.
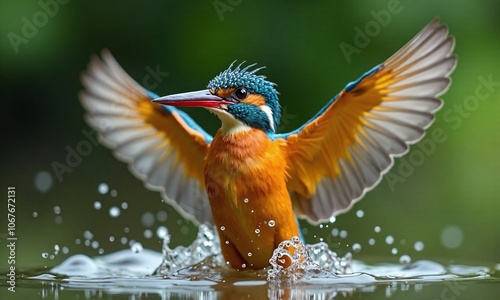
<box><xmin>277</xmin><ymin>18</ymin><xmax>457</xmax><ymax>223</ymax></box>
<box><xmin>80</xmin><ymin>50</ymin><xmax>214</xmax><ymax>225</ymax></box>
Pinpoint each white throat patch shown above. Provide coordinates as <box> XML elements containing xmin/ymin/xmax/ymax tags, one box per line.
<box><xmin>207</xmin><ymin>108</ymin><xmax>252</xmax><ymax>135</ymax></box>
<box><xmin>259</xmin><ymin>105</ymin><xmax>275</xmax><ymax>132</ymax></box>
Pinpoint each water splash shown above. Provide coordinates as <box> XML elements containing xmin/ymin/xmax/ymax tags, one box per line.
<box><xmin>152</xmin><ymin>225</ymin><xmax>353</xmax><ymax>283</ymax></box>
<box><xmin>154</xmin><ymin>224</ymin><xmax>222</xmax><ymax>275</ymax></box>
<box><xmin>267</xmin><ymin>237</ymin><xmax>352</xmax><ymax>281</ymax></box>
<box><xmin>21</xmin><ymin>224</ymin><xmax>495</xmax><ymax>300</ymax></box>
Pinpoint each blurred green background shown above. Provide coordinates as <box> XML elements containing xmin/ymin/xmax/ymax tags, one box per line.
<box><xmin>1</xmin><ymin>0</ymin><xmax>499</xmax><ymax>274</ymax></box>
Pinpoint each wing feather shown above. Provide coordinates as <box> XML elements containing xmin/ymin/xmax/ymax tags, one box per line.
<box><xmin>80</xmin><ymin>50</ymin><xmax>214</xmax><ymax>225</ymax></box>
<box><xmin>279</xmin><ymin>18</ymin><xmax>457</xmax><ymax>223</ymax></box>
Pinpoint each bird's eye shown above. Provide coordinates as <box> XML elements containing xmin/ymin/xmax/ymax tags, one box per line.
<box><xmin>234</xmin><ymin>87</ymin><xmax>248</xmax><ymax>100</ymax></box>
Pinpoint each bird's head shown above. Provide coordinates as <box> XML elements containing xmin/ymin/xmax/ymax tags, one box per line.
<box><xmin>153</xmin><ymin>62</ymin><xmax>280</xmax><ymax>134</ymax></box>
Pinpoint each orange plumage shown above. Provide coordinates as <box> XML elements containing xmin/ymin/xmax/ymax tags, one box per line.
<box><xmin>206</xmin><ymin>128</ymin><xmax>298</xmax><ymax>269</ymax></box>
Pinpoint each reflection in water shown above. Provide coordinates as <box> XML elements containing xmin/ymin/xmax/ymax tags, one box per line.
<box><xmin>23</xmin><ymin>252</ymin><xmax>495</xmax><ymax>300</ymax></box>
<box><xmin>16</xmin><ymin>225</ymin><xmax>495</xmax><ymax>300</ymax></box>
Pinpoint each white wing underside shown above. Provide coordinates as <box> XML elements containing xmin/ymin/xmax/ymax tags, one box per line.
<box><xmin>302</xmin><ymin>19</ymin><xmax>457</xmax><ymax>222</ymax></box>
<box><xmin>80</xmin><ymin>51</ymin><xmax>213</xmax><ymax>225</ymax></box>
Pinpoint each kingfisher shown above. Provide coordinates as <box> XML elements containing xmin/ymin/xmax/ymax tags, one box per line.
<box><xmin>80</xmin><ymin>18</ymin><xmax>456</xmax><ymax>270</ymax></box>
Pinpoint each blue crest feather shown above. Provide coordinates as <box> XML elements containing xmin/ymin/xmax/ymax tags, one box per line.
<box><xmin>207</xmin><ymin>62</ymin><xmax>281</xmax><ymax>132</ymax></box>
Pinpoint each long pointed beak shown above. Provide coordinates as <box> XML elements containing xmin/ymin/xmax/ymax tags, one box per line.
<box><xmin>152</xmin><ymin>89</ymin><xmax>233</xmax><ymax>108</ymax></box>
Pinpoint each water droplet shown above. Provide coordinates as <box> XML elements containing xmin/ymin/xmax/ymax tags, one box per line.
<box><xmin>399</xmin><ymin>255</ymin><xmax>411</xmax><ymax>264</ymax></box>
<box><xmin>243</xmin><ymin>198</ymin><xmax>249</xmax><ymax>203</ymax></box>
<box><xmin>109</xmin><ymin>236</ymin><xmax>115</xmax><ymax>242</ymax></box>
<box><xmin>109</xmin><ymin>206</ymin><xmax>120</xmax><ymax>218</ymax></box>
<box><xmin>268</xmin><ymin>220</ymin><xmax>275</xmax><ymax>227</ymax></box>
<box><xmin>124</xmin><ymin>227</ymin><xmax>129</xmax><ymax>233</ymax></box>
<box><xmin>247</xmin><ymin>252</ymin><xmax>252</xmax><ymax>257</ymax></box>
<box><xmin>225</xmin><ymin>240</ymin><xmax>229</xmax><ymax>244</ymax></box>
<box><xmin>441</xmin><ymin>225</ymin><xmax>463</xmax><ymax>249</ymax></box>
<box><xmin>339</xmin><ymin>230</ymin><xmax>348</xmax><ymax>239</ymax></box>
<box><xmin>34</xmin><ymin>171</ymin><xmax>53</xmax><ymax>193</ymax></box>
<box><xmin>91</xmin><ymin>241</ymin><xmax>99</xmax><ymax>249</ymax></box>
<box><xmin>352</xmin><ymin>243</ymin><xmax>362</xmax><ymax>253</ymax></box>
<box><xmin>331</xmin><ymin>228</ymin><xmax>339</xmax><ymax>237</ymax></box>
<box><xmin>53</xmin><ymin>206</ymin><xmax>61</xmax><ymax>215</ymax></box>
<box><xmin>156</xmin><ymin>210</ymin><xmax>168</xmax><ymax>222</ymax></box>
<box><xmin>356</xmin><ymin>210</ymin><xmax>364</xmax><ymax>218</ymax></box>
<box><xmin>329</xmin><ymin>216</ymin><xmax>336</xmax><ymax>223</ymax></box>
<box><xmin>156</xmin><ymin>226</ymin><xmax>168</xmax><ymax>239</ymax></box>
<box><xmin>98</xmin><ymin>248</ymin><xmax>104</xmax><ymax>254</ymax></box>
<box><xmin>93</xmin><ymin>201</ymin><xmax>102</xmax><ymax>210</ymax></box>
<box><xmin>120</xmin><ymin>237</ymin><xmax>128</xmax><ymax>244</ymax></box>
<box><xmin>121</xmin><ymin>202</ymin><xmax>128</xmax><ymax>209</ymax></box>
<box><xmin>110</xmin><ymin>189</ymin><xmax>118</xmax><ymax>197</ymax></box>
<box><xmin>98</xmin><ymin>183</ymin><xmax>109</xmax><ymax>194</ymax></box>
<box><xmin>319</xmin><ymin>224</ymin><xmax>324</xmax><ymax>229</ymax></box>
<box><xmin>32</xmin><ymin>211</ymin><xmax>38</xmax><ymax>218</ymax></box>
<box><xmin>414</xmin><ymin>241</ymin><xmax>425</xmax><ymax>251</ymax></box>
<box><xmin>374</xmin><ymin>226</ymin><xmax>381</xmax><ymax>233</ymax></box>
<box><xmin>255</xmin><ymin>229</ymin><xmax>260</xmax><ymax>234</ymax></box>
<box><xmin>42</xmin><ymin>252</ymin><xmax>48</xmax><ymax>258</ymax></box>
<box><xmin>54</xmin><ymin>245</ymin><xmax>60</xmax><ymax>251</ymax></box>
<box><xmin>49</xmin><ymin>255</ymin><xmax>55</xmax><ymax>260</ymax></box>
<box><xmin>131</xmin><ymin>242</ymin><xmax>143</xmax><ymax>253</ymax></box>
<box><xmin>241</xmin><ymin>264</ymin><xmax>246</xmax><ymax>268</ymax></box>
<box><xmin>385</xmin><ymin>235</ymin><xmax>394</xmax><ymax>245</ymax></box>
<box><xmin>62</xmin><ymin>247</ymin><xmax>69</xmax><ymax>254</ymax></box>
<box><xmin>144</xmin><ymin>229</ymin><xmax>153</xmax><ymax>239</ymax></box>
<box><xmin>54</xmin><ymin>216</ymin><xmax>63</xmax><ymax>224</ymax></box>
<box><xmin>368</xmin><ymin>238</ymin><xmax>376</xmax><ymax>245</ymax></box>
<box><xmin>220</xmin><ymin>226</ymin><xmax>225</xmax><ymax>231</ymax></box>
<box><xmin>251</xmin><ymin>210</ymin><xmax>254</xmax><ymax>213</ymax></box>
<box><xmin>141</xmin><ymin>212</ymin><xmax>155</xmax><ymax>227</ymax></box>
<box><xmin>391</xmin><ymin>247</ymin><xmax>398</xmax><ymax>255</ymax></box>
<box><xmin>75</xmin><ymin>238</ymin><xmax>81</xmax><ymax>245</ymax></box>
<box><xmin>84</xmin><ymin>230</ymin><xmax>93</xmax><ymax>240</ymax></box>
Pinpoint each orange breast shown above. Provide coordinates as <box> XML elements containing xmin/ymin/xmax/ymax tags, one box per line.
<box><xmin>204</xmin><ymin>129</ymin><xmax>299</xmax><ymax>269</ymax></box>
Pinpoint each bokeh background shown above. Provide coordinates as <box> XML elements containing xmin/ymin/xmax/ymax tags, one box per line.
<box><xmin>1</xmin><ymin>0</ymin><xmax>499</xmax><ymax>276</ymax></box>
